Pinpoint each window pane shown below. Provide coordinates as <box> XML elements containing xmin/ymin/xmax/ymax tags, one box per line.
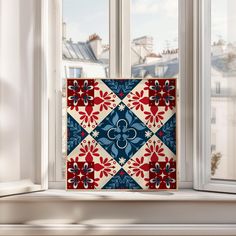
<box><xmin>211</xmin><ymin>0</ymin><xmax>236</xmax><ymax>180</ymax></box>
<box><xmin>61</xmin><ymin>0</ymin><xmax>109</xmax><ymax>180</ymax></box>
<box><xmin>62</xmin><ymin>0</ymin><xmax>109</xmax><ymax>79</ymax></box>
<box><xmin>131</xmin><ymin>0</ymin><xmax>179</xmax><ymax>79</ymax></box>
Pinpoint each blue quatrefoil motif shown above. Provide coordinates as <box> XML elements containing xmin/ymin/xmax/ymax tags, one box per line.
<box><xmin>107</xmin><ymin>119</ymin><xmax>137</xmax><ymax>149</ymax></box>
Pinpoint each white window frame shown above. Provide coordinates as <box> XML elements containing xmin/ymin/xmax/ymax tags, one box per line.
<box><xmin>48</xmin><ymin>0</ymin><xmax>194</xmax><ymax>189</ymax></box>
<box><xmin>193</xmin><ymin>0</ymin><xmax>236</xmax><ymax>193</ymax></box>
<box><xmin>0</xmin><ymin>0</ymin><xmax>48</xmax><ymax>196</ymax></box>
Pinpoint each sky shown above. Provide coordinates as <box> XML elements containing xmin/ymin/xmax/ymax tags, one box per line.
<box><xmin>211</xmin><ymin>0</ymin><xmax>236</xmax><ymax>44</ymax></box>
<box><xmin>131</xmin><ymin>0</ymin><xmax>178</xmax><ymax>52</ymax></box>
<box><xmin>63</xmin><ymin>0</ymin><xmax>236</xmax><ymax>54</ymax></box>
<box><xmin>63</xmin><ymin>0</ymin><xmax>178</xmax><ymax>53</ymax></box>
<box><xmin>63</xmin><ymin>0</ymin><xmax>109</xmax><ymax>44</ymax></box>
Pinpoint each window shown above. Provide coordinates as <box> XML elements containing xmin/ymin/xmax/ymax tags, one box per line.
<box><xmin>194</xmin><ymin>0</ymin><xmax>236</xmax><ymax>193</ymax></box>
<box><xmin>48</xmin><ymin>0</ymin><xmax>193</xmax><ymax>189</ymax></box>
<box><xmin>211</xmin><ymin>0</ymin><xmax>236</xmax><ymax>181</ymax></box>
<box><xmin>0</xmin><ymin>0</ymin><xmax>48</xmax><ymax>196</ymax></box>
<box><xmin>62</xmin><ymin>0</ymin><xmax>109</xmax><ymax>79</ymax></box>
<box><xmin>131</xmin><ymin>0</ymin><xmax>179</xmax><ymax>79</ymax></box>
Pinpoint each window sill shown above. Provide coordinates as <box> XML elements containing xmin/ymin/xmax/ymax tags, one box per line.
<box><xmin>1</xmin><ymin>189</ymin><xmax>236</xmax><ymax>235</ymax></box>
<box><xmin>2</xmin><ymin>188</ymin><xmax>236</xmax><ymax>202</ymax></box>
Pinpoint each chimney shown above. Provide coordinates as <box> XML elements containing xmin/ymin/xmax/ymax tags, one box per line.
<box><xmin>88</xmin><ymin>34</ymin><xmax>102</xmax><ymax>59</ymax></box>
<box><xmin>62</xmin><ymin>22</ymin><xmax>67</xmax><ymax>41</ymax></box>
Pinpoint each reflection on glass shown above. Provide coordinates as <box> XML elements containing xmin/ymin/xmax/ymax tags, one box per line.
<box><xmin>131</xmin><ymin>0</ymin><xmax>179</xmax><ymax>79</ymax></box>
<box><xmin>61</xmin><ymin>0</ymin><xmax>109</xmax><ymax>178</ymax></box>
<box><xmin>62</xmin><ymin>0</ymin><xmax>109</xmax><ymax>79</ymax></box>
<box><xmin>211</xmin><ymin>0</ymin><xmax>236</xmax><ymax>180</ymax></box>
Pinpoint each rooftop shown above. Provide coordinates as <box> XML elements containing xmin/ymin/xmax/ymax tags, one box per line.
<box><xmin>63</xmin><ymin>40</ymin><xmax>99</xmax><ymax>63</ymax></box>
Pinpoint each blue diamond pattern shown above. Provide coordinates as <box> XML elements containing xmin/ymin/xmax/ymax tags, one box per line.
<box><xmin>103</xmin><ymin>169</ymin><xmax>142</xmax><ymax>189</ymax></box>
<box><xmin>156</xmin><ymin>114</ymin><xmax>176</xmax><ymax>154</ymax></box>
<box><xmin>67</xmin><ymin>113</ymin><xmax>88</xmax><ymax>155</ymax></box>
<box><xmin>102</xmin><ymin>79</ymin><xmax>141</xmax><ymax>99</ymax></box>
<box><xmin>93</xmin><ymin>102</ymin><xmax>153</xmax><ymax>164</ymax></box>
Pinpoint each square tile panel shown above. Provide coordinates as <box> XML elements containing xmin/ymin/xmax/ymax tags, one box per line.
<box><xmin>66</xmin><ymin>78</ymin><xmax>177</xmax><ymax>190</ymax></box>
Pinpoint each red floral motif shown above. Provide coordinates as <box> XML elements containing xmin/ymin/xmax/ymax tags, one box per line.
<box><xmin>94</xmin><ymin>81</ymin><xmax>100</xmax><ymax>91</ymax></box>
<box><xmin>144</xmin><ymin>81</ymin><xmax>149</xmax><ymax>90</ymax></box>
<box><xmin>67</xmin><ymin>79</ymin><xmax>94</xmax><ymax>107</ymax></box>
<box><xmin>79</xmin><ymin>106</ymin><xmax>99</xmax><ymax>128</ymax></box>
<box><xmin>149</xmin><ymin>161</ymin><xmax>176</xmax><ymax>189</ymax></box>
<box><xmin>94</xmin><ymin>90</ymin><xmax>115</xmax><ymax>111</ymax></box>
<box><xmin>144</xmin><ymin>106</ymin><xmax>165</xmax><ymax>127</ymax></box>
<box><xmin>128</xmin><ymin>90</ymin><xmax>149</xmax><ymax>111</ymax></box>
<box><xmin>79</xmin><ymin>141</ymin><xmax>99</xmax><ymax>162</ymax></box>
<box><xmin>149</xmin><ymin>79</ymin><xmax>176</xmax><ymax>108</ymax></box>
<box><xmin>94</xmin><ymin>157</ymin><xmax>116</xmax><ymax>178</ymax></box>
<box><xmin>144</xmin><ymin>141</ymin><xmax>165</xmax><ymax>162</ymax></box>
<box><xmin>128</xmin><ymin>157</ymin><xmax>149</xmax><ymax>178</ymax></box>
<box><xmin>67</xmin><ymin>161</ymin><xmax>94</xmax><ymax>189</ymax></box>
<box><xmin>69</xmin><ymin>156</ymin><xmax>79</xmax><ymax>163</ymax></box>
<box><xmin>165</xmin><ymin>157</ymin><xmax>174</xmax><ymax>162</ymax></box>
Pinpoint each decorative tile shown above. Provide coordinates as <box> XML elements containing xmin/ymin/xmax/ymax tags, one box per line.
<box><xmin>67</xmin><ymin>79</ymin><xmax>121</xmax><ymax>133</ymax></box>
<box><xmin>67</xmin><ymin>79</ymin><xmax>177</xmax><ymax>190</ymax></box>
<box><xmin>123</xmin><ymin>80</ymin><xmax>176</xmax><ymax>133</ymax></box>
<box><xmin>67</xmin><ymin>113</ymin><xmax>88</xmax><ymax>155</ymax></box>
<box><xmin>93</xmin><ymin>102</ymin><xmax>153</xmax><ymax>165</ymax></box>
<box><xmin>149</xmin><ymin>160</ymin><xmax>176</xmax><ymax>189</ymax></box>
<box><xmin>103</xmin><ymin>169</ymin><xmax>142</xmax><ymax>189</ymax></box>
<box><xmin>67</xmin><ymin>136</ymin><xmax>121</xmax><ymax>189</ymax></box>
<box><xmin>67</xmin><ymin>160</ymin><xmax>94</xmax><ymax>189</ymax></box>
<box><xmin>67</xmin><ymin>79</ymin><xmax>94</xmax><ymax>107</ymax></box>
<box><xmin>156</xmin><ymin>114</ymin><xmax>176</xmax><ymax>154</ymax></box>
<box><xmin>149</xmin><ymin>79</ymin><xmax>176</xmax><ymax>107</ymax></box>
<box><xmin>102</xmin><ymin>79</ymin><xmax>141</xmax><ymax>99</ymax></box>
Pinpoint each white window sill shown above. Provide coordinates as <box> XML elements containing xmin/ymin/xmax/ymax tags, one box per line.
<box><xmin>2</xmin><ymin>188</ymin><xmax>236</xmax><ymax>202</ymax></box>
<box><xmin>1</xmin><ymin>189</ymin><xmax>236</xmax><ymax>235</ymax></box>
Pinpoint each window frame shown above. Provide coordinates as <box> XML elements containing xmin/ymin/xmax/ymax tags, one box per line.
<box><xmin>48</xmin><ymin>0</ymin><xmax>194</xmax><ymax>189</ymax></box>
<box><xmin>0</xmin><ymin>0</ymin><xmax>48</xmax><ymax>196</ymax></box>
<box><xmin>193</xmin><ymin>0</ymin><xmax>236</xmax><ymax>193</ymax></box>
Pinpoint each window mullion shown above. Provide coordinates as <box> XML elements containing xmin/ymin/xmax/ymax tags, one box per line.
<box><xmin>109</xmin><ymin>0</ymin><xmax>121</xmax><ymax>78</ymax></box>
<box><xmin>110</xmin><ymin>0</ymin><xmax>131</xmax><ymax>78</ymax></box>
<box><xmin>120</xmin><ymin>0</ymin><xmax>131</xmax><ymax>78</ymax></box>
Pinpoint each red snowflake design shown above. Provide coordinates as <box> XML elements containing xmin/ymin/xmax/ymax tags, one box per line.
<box><xmin>128</xmin><ymin>90</ymin><xmax>149</xmax><ymax>111</ymax></box>
<box><xmin>128</xmin><ymin>157</ymin><xmax>149</xmax><ymax>178</ymax></box>
<box><xmin>79</xmin><ymin>141</ymin><xmax>99</xmax><ymax>162</ymax></box>
<box><xmin>149</xmin><ymin>161</ymin><xmax>176</xmax><ymax>189</ymax></box>
<box><xmin>79</xmin><ymin>106</ymin><xmax>99</xmax><ymax>128</ymax></box>
<box><xmin>144</xmin><ymin>106</ymin><xmax>165</xmax><ymax>127</ymax></box>
<box><xmin>94</xmin><ymin>90</ymin><xmax>116</xmax><ymax>111</ymax></box>
<box><xmin>144</xmin><ymin>141</ymin><xmax>165</xmax><ymax>162</ymax></box>
<box><xmin>149</xmin><ymin>79</ymin><xmax>176</xmax><ymax>108</ymax></box>
<box><xmin>67</xmin><ymin>79</ymin><xmax>94</xmax><ymax>107</ymax></box>
<box><xmin>94</xmin><ymin>157</ymin><xmax>116</xmax><ymax>178</ymax></box>
<box><xmin>67</xmin><ymin>161</ymin><xmax>94</xmax><ymax>189</ymax></box>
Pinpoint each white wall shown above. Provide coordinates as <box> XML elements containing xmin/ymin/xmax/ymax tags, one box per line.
<box><xmin>0</xmin><ymin>0</ymin><xmax>39</xmax><ymax>182</ymax></box>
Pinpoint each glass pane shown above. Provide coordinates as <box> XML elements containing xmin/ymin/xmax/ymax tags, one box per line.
<box><xmin>62</xmin><ymin>0</ymin><xmax>109</xmax><ymax>79</ymax></box>
<box><xmin>61</xmin><ymin>0</ymin><xmax>109</xmax><ymax>179</ymax></box>
<box><xmin>211</xmin><ymin>0</ymin><xmax>236</xmax><ymax>180</ymax></box>
<box><xmin>131</xmin><ymin>0</ymin><xmax>179</xmax><ymax>79</ymax></box>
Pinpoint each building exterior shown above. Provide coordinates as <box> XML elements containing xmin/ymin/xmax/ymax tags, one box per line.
<box><xmin>62</xmin><ymin>32</ymin><xmax>236</xmax><ymax>179</ymax></box>
<box><xmin>62</xmin><ymin>34</ymin><xmax>179</xmax><ymax>79</ymax></box>
<box><xmin>62</xmin><ymin>35</ymin><xmax>108</xmax><ymax>79</ymax></box>
<box><xmin>210</xmin><ymin>41</ymin><xmax>236</xmax><ymax>180</ymax></box>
